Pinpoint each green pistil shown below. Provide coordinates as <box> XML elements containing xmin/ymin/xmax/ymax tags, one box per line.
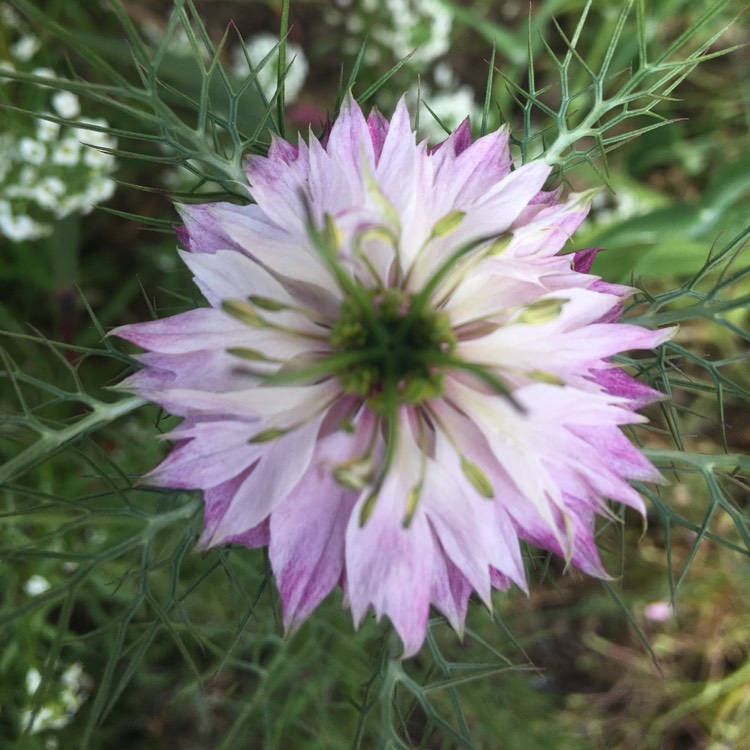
<box><xmin>330</xmin><ymin>288</ymin><xmax>456</xmax><ymax>411</ymax></box>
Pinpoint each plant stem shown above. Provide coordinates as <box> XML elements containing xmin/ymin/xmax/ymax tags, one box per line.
<box><xmin>0</xmin><ymin>395</ymin><xmax>147</xmax><ymax>484</ymax></box>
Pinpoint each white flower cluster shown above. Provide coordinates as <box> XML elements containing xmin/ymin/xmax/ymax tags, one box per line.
<box><xmin>326</xmin><ymin>0</ymin><xmax>452</xmax><ymax>66</ymax></box>
<box><xmin>324</xmin><ymin>0</ymin><xmax>480</xmax><ymax>138</ymax></box>
<box><xmin>0</xmin><ymin>94</ymin><xmax>118</xmax><ymax>242</ymax></box>
<box><xmin>231</xmin><ymin>32</ymin><xmax>309</xmax><ymax>104</ymax></box>
<box><xmin>22</xmin><ymin>663</ymin><xmax>91</xmax><ymax>735</ymax></box>
<box><xmin>0</xmin><ymin>12</ymin><xmax>118</xmax><ymax>242</ymax></box>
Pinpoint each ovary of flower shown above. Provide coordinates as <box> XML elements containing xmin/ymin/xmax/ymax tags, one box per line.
<box><xmin>19</xmin><ymin>137</ymin><xmax>46</xmax><ymax>165</ymax></box>
<box><xmin>114</xmin><ymin>96</ymin><xmax>671</xmax><ymax>657</ymax></box>
<box><xmin>51</xmin><ymin>90</ymin><xmax>81</xmax><ymax>119</ymax></box>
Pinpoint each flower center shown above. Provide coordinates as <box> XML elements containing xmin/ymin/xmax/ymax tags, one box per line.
<box><xmin>330</xmin><ymin>288</ymin><xmax>456</xmax><ymax>411</ymax></box>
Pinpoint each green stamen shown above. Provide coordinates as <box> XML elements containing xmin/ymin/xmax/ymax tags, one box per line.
<box><xmin>329</xmin><ymin>287</ymin><xmax>456</xmax><ymax>411</ymax></box>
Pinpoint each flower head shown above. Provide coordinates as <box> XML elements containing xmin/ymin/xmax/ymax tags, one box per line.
<box><xmin>114</xmin><ymin>96</ymin><xmax>669</xmax><ymax>656</ymax></box>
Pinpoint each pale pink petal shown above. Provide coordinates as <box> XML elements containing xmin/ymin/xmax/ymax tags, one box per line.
<box><xmin>207</xmin><ymin>415</ymin><xmax>325</xmax><ymax>545</ymax></box>
<box><xmin>270</xmin><ymin>421</ymin><xmax>371</xmax><ymax>631</ymax></box>
<box><xmin>148</xmin><ymin>420</ymin><xmax>262</xmax><ymax>489</ymax></box>
<box><xmin>345</xmin><ymin>416</ymin><xmax>434</xmax><ymax>657</ymax></box>
<box><xmin>430</xmin><ymin>551</ymin><xmax>473</xmax><ymax>634</ymax></box>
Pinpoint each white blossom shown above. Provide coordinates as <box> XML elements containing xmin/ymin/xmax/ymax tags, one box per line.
<box><xmin>51</xmin><ymin>91</ymin><xmax>81</xmax><ymax>119</ymax></box>
<box><xmin>11</xmin><ymin>34</ymin><xmax>40</xmax><ymax>62</ymax></box>
<box><xmin>23</xmin><ymin>574</ymin><xmax>52</xmax><ymax>596</ymax></box>
<box><xmin>231</xmin><ymin>33</ymin><xmax>309</xmax><ymax>104</ymax></box>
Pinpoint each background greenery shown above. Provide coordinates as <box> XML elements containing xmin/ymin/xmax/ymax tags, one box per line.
<box><xmin>1</xmin><ymin>1</ymin><xmax>748</xmax><ymax>748</ymax></box>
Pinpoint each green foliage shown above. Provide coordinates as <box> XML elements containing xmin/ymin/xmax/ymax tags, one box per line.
<box><xmin>505</xmin><ymin>0</ymin><xmax>736</xmax><ymax>177</ymax></box>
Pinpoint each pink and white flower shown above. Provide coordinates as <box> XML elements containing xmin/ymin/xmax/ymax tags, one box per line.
<box><xmin>114</xmin><ymin>97</ymin><xmax>669</xmax><ymax>656</ymax></box>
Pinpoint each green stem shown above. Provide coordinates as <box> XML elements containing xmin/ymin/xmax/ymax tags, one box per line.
<box><xmin>277</xmin><ymin>0</ymin><xmax>291</xmax><ymax>139</ymax></box>
<box><xmin>0</xmin><ymin>396</ymin><xmax>146</xmax><ymax>484</ymax></box>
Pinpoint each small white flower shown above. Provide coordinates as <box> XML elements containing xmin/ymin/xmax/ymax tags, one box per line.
<box><xmin>11</xmin><ymin>34</ymin><xmax>40</xmax><ymax>62</ymax></box>
<box><xmin>60</xmin><ymin>663</ymin><xmax>84</xmax><ymax>691</ymax></box>
<box><xmin>33</xmin><ymin>177</ymin><xmax>67</xmax><ymax>211</ymax></box>
<box><xmin>85</xmin><ymin>177</ymin><xmax>116</xmax><ymax>205</ymax></box>
<box><xmin>36</xmin><ymin>116</ymin><xmax>61</xmax><ymax>142</ymax></box>
<box><xmin>52</xmin><ymin>137</ymin><xmax>81</xmax><ymax>166</ymax></box>
<box><xmin>76</xmin><ymin>119</ymin><xmax>116</xmax><ymax>149</ymax></box>
<box><xmin>19</xmin><ymin>137</ymin><xmax>46</xmax><ymax>165</ymax></box>
<box><xmin>51</xmin><ymin>91</ymin><xmax>81</xmax><ymax>119</ymax></box>
<box><xmin>32</xmin><ymin>66</ymin><xmax>56</xmax><ymax>81</ymax></box>
<box><xmin>1</xmin><ymin>5</ymin><xmax>23</xmax><ymax>29</ymax></box>
<box><xmin>232</xmin><ymin>33</ymin><xmax>309</xmax><ymax>104</ymax></box>
<box><xmin>0</xmin><ymin>59</ymin><xmax>16</xmax><ymax>76</ymax></box>
<box><xmin>53</xmin><ymin>194</ymin><xmax>83</xmax><ymax>218</ymax></box>
<box><xmin>23</xmin><ymin>574</ymin><xmax>51</xmax><ymax>597</ymax></box>
<box><xmin>25</xmin><ymin>668</ymin><xmax>42</xmax><ymax>696</ymax></box>
<box><xmin>83</xmin><ymin>146</ymin><xmax>115</xmax><ymax>170</ymax></box>
<box><xmin>0</xmin><ymin>212</ymin><xmax>50</xmax><ymax>241</ymax></box>
<box><xmin>433</xmin><ymin>62</ymin><xmax>456</xmax><ymax>89</ymax></box>
<box><xmin>21</xmin><ymin>663</ymin><xmax>91</xmax><ymax>734</ymax></box>
<box><xmin>19</xmin><ymin>166</ymin><xmax>36</xmax><ymax>185</ymax></box>
<box><xmin>345</xmin><ymin>14</ymin><xmax>365</xmax><ymax>33</ymax></box>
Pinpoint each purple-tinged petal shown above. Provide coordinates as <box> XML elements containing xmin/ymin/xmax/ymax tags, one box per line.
<box><xmin>112</xmin><ymin>308</ymin><xmax>249</xmax><ymax>354</ymax></box>
<box><xmin>571</xmin><ymin>424</ymin><xmax>663</xmax><ymax>483</ymax></box>
<box><xmin>367</xmin><ymin>108</ymin><xmax>389</xmax><ymax>162</ymax></box>
<box><xmin>345</xmin><ymin>417</ymin><xmax>434</xmax><ymax>657</ymax></box>
<box><xmin>176</xmin><ymin>202</ymin><xmax>249</xmax><ymax>255</ymax></box>
<box><xmin>428</xmin><ymin>125</ymin><xmax>511</xmax><ymax>216</ymax></box>
<box><xmin>430</xmin><ymin>550</ymin><xmax>473</xmax><ymax>635</ymax></box>
<box><xmin>572</xmin><ymin>247</ymin><xmax>603</xmax><ymax>274</ymax></box>
<box><xmin>179</xmin><ymin>249</ymin><xmax>297</xmax><ymax>311</ymax></box>
<box><xmin>589</xmin><ymin>367</ymin><xmax>666</xmax><ymax>408</ymax></box>
<box><xmin>143</xmin><ymin>380</ymin><xmax>340</xmax><ymax>422</ymax></box>
<box><xmin>438</xmin><ymin>117</ymin><xmax>473</xmax><ymax>156</ymax></box>
<box><xmin>270</xmin><ymin>422</ymin><xmax>370</xmax><ymax>632</ymax></box>
<box><xmin>207</xmin><ymin>414</ymin><xmax>325</xmax><ymax>546</ymax></box>
<box><xmin>148</xmin><ymin>420</ymin><xmax>262</xmax><ymax>490</ymax></box>
<box><xmin>325</xmin><ymin>94</ymin><xmax>375</xmax><ymax>174</ymax></box>
<box><xmin>268</xmin><ymin>133</ymin><xmax>299</xmax><ymax>165</ymax></box>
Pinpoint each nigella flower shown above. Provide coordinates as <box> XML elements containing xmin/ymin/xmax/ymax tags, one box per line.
<box><xmin>113</xmin><ymin>97</ymin><xmax>670</xmax><ymax>656</ymax></box>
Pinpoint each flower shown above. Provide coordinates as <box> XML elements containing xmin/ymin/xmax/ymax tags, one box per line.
<box><xmin>113</xmin><ymin>97</ymin><xmax>669</xmax><ymax>656</ymax></box>
<box><xmin>231</xmin><ymin>33</ymin><xmax>309</xmax><ymax>104</ymax></box>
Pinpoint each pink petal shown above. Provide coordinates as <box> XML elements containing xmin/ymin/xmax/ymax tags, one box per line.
<box><xmin>206</xmin><ymin>414</ymin><xmax>325</xmax><ymax>545</ymax></box>
<box><xmin>345</xmin><ymin>415</ymin><xmax>434</xmax><ymax>657</ymax></box>
<box><xmin>430</xmin><ymin>551</ymin><xmax>473</xmax><ymax>634</ymax></box>
<box><xmin>270</xmin><ymin>424</ymin><xmax>369</xmax><ymax>631</ymax></box>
